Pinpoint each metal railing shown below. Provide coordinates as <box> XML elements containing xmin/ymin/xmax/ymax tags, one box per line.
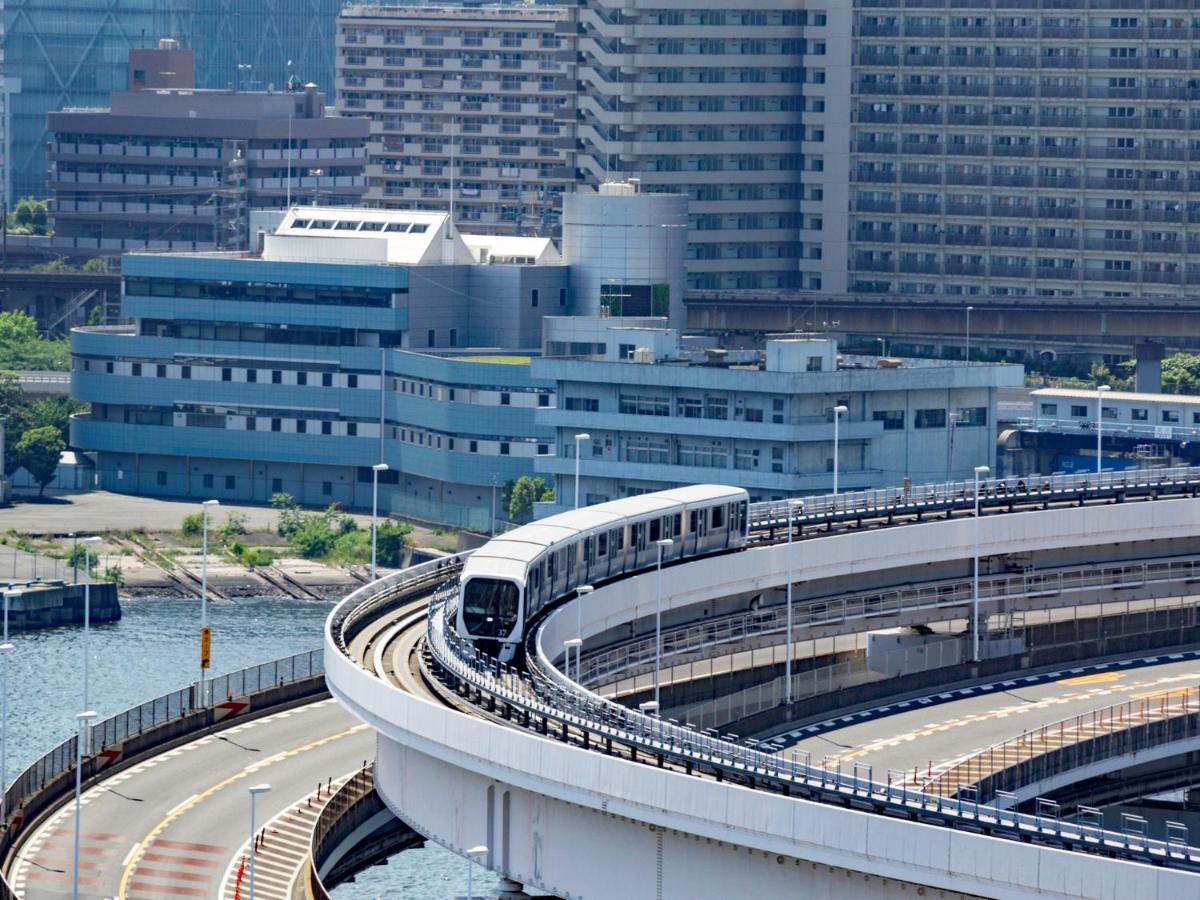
<box><xmin>580</xmin><ymin>555</ymin><xmax>1200</xmax><ymax>689</ymax></box>
<box><xmin>208</xmin><ymin>649</ymin><xmax>323</xmax><ymax>703</ymax></box>
<box><xmin>928</xmin><ymin>686</ymin><xmax>1200</xmax><ymax>801</ymax></box>
<box><xmin>414</xmin><ymin>587</ymin><xmax>1200</xmax><ymax>870</ymax></box>
<box><xmin>310</xmin><ymin>765</ymin><xmax>375</xmax><ymax>900</ymax></box>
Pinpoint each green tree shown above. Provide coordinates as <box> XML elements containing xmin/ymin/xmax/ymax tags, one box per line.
<box><xmin>23</xmin><ymin>396</ymin><xmax>86</xmax><ymax>444</ymax></box>
<box><xmin>0</xmin><ymin>311</ymin><xmax>70</xmax><ymax>370</ymax></box>
<box><xmin>82</xmin><ymin>257</ymin><xmax>107</xmax><ymax>273</ymax></box>
<box><xmin>13</xmin><ymin>425</ymin><xmax>65</xmax><ymax>495</ymax></box>
<box><xmin>180</xmin><ymin>513</ymin><xmax>203</xmax><ymax>537</ymax></box>
<box><xmin>1161</xmin><ymin>354</ymin><xmax>1200</xmax><ymax>395</ymax></box>
<box><xmin>87</xmin><ymin>305</ymin><xmax>104</xmax><ymax>326</ymax></box>
<box><xmin>507</xmin><ymin>475</ymin><xmax>553</xmax><ymax>522</ymax></box>
<box><xmin>374</xmin><ymin>520</ymin><xmax>413</xmax><ymax>567</ymax></box>
<box><xmin>9</xmin><ymin>197</ymin><xmax>51</xmax><ymax>236</ymax></box>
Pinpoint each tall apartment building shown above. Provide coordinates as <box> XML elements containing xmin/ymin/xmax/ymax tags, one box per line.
<box><xmin>337</xmin><ymin>4</ymin><xmax>573</xmax><ymax>235</ymax></box>
<box><xmin>564</xmin><ymin>1</ymin><xmax>850</xmax><ymax>292</ymax></box>
<box><xmin>850</xmin><ymin>2</ymin><xmax>1200</xmax><ymax>299</ymax></box>
<box><xmin>48</xmin><ymin>44</ymin><xmax>369</xmax><ymax>254</ymax></box>
<box><xmin>2</xmin><ymin>0</ymin><xmax>345</xmax><ymax>201</ymax></box>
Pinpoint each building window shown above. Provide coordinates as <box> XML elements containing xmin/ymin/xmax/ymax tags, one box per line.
<box><xmin>156</xmin><ymin>364</ymin><xmax>166</xmax><ymax>378</ymax></box>
<box><xmin>246</xmin><ymin>416</ymin><xmax>256</xmax><ymax>431</ymax></box>
<box><xmin>744</xmin><ymin>408</ymin><xmax>763</xmax><ymax>423</ymax></box>
<box><xmin>272</xmin><ymin>477</ymin><xmax>283</xmax><ymax>494</ymax></box>
<box><xmin>428</xmin><ymin>329</ymin><xmax>435</xmax><ymax>347</ymax></box>
<box><xmin>347</xmin><ymin>422</ymin><xmax>358</xmax><ymax>436</ymax></box>
<box><xmin>1039</xmin><ymin>403</ymin><xmax>1058</xmax><ymax>416</ymax></box>
<box><xmin>348</xmin><ymin>374</ymin><xmax>358</xmax><ymax>388</ymax></box>
<box><xmin>247</xmin><ymin>369</ymin><xmax>257</xmax><ymax>383</ymax></box>
<box><xmin>225</xmin><ymin>475</ymin><xmax>236</xmax><ymax>490</ymax></box>
<box><xmin>221</xmin><ymin>367</ymin><xmax>232</xmax><ymax>381</ymax></box>
<box><xmin>182</xmin><ymin>366</ymin><xmax>191</xmax><ymax>380</ymax></box>
<box><xmin>1163</xmin><ymin>410</ymin><xmax>1180</xmax><ymax>423</ymax></box>
<box><xmin>322</xmin><ymin>481</ymin><xmax>332</xmax><ymax>496</ymax></box>
<box><xmin>538</xmin><ymin>394</ymin><xmax>550</xmax><ymax>407</ymax></box>
<box><xmin>565</xmin><ymin>397</ymin><xmax>599</xmax><ymax>412</ymax></box>
<box><xmin>470</xmin><ymin>440</ymin><xmax>478</xmax><ymax>453</ymax></box>
<box><xmin>449</xmin><ymin>329</ymin><xmax>457</xmax><ymax>347</ymax></box>
<box><xmin>560</xmin><ymin>288</ymin><xmax>567</xmax><ymax>307</ymax></box>
<box><xmin>1132</xmin><ymin>408</ymin><xmax>1148</xmax><ymax>421</ymax></box>
<box><xmin>156</xmin><ymin>471</ymin><xmax>168</xmax><ymax>486</ymax></box>
<box><xmin>132</xmin><ymin>363</ymin><xmax>142</xmax><ymax>376</ymax></box>
<box><xmin>872</xmin><ymin>410</ymin><xmax>905</xmax><ymax>430</ymax></box>
<box><xmin>271</xmin><ymin>418</ymin><xmax>282</xmax><ymax>432</ymax></box>
<box><xmin>620</xmin><ymin>394</ymin><xmax>671</xmax><ymax>417</ymax></box>
<box><xmin>1193</xmin><ymin>412</ymin><xmax>1200</xmax><ymax>425</ymax></box>
<box><xmin>500</xmin><ymin>392</ymin><xmax>511</xmax><ymax>406</ymax></box>
<box><xmin>322</xmin><ymin>421</ymin><xmax>332</xmax><ymax>435</ymax></box>
<box><xmin>297</xmin><ymin>371</ymin><xmax>307</xmax><ymax>386</ymax></box>
<box><xmin>538</xmin><ymin>443</ymin><xmax>549</xmax><ymax>455</ymax></box>
<box><xmin>322</xmin><ymin>373</ymin><xmax>333</xmax><ymax>387</ymax></box>
<box><xmin>914</xmin><ymin>408</ymin><xmax>946</xmax><ymax>428</ymax></box>
<box><xmin>296</xmin><ymin>420</ymin><xmax>307</xmax><ymax>434</ymax></box>
<box><xmin>806</xmin><ymin>356</ymin><xmax>823</xmax><ymax>372</ymax></box>
<box><xmin>203</xmin><ymin>473</ymin><xmax>214</xmax><ymax>489</ymax></box>
<box><xmin>956</xmin><ymin>407</ymin><xmax>988</xmax><ymax>427</ymax></box>
<box><xmin>500</xmin><ymin>442</ymin><xmax>510</xmax><ymax>455</ymax></box>
<box><xmin>531</xmin><ymin>289</ymin><xmax>539</xmax><ymax>307</ymax></box>
<box><xmin>1071</xmin><ymin>405</ymin><xmax>1088</xmax><ymax>417</ymax></box>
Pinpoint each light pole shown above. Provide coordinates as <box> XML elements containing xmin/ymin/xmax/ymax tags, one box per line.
<box><xmin>285</xmin><ymin>60</ymin><xmax>294</xmax><ymax>209</ymax></box>
<box><xmin>653</xmin><ymin>538</ymin><xmax>674</xmax><ymax>707</ymax></box>
<box><xmin>465</xmin><ymin>844</ymin><xmax>488</xmax><ymax>900</ymax></box>
<box><xmin>965</xmin><ymin>305</ymin><xmax>974</xmax><ymax>362</ymax></box>
<box><xmin>1096</xmin><ymin>384</ymin><xmax>1111</xmax><ymax>477</ymax></box>
<box><xmin>785</xmin><ymin>499</ymin><xmax>798</xmax><ymax>705</ymax></box>
<box><xmin>80</xmin><ymin>536</ymin><xmax>101</xmax><ymax>723</ymax></box>
<box><xmin>248</xmin><ymin>783</ymin><xmax>272</xmax><ymax>900</ymax></box>
<box><xmin>199</xmin><ymin>500</ymin><xmax>218</xmax><ymax>704</ymax></box>
<box><xmin>71</xmin><ymin>709</ymin><xmax>97</xmax><ymax>900</ymax></box>
<box><xmin>573</xmin><ymin>433</ymin><xmax>591</xmax><ymax>509</ymax></box>
<box><xmin>945</xmin><ymin>410</ymin><xmax>960</xmax><ymax>482</ymax></box>
<box><xmin>832</xmin><ymin>405</ymin><xmax>848</xmax><ymax>497</ymax></box>
<box><xmin>71</xmin><ymin>532</ymin><xmax>78</xmax><ymax>583</ymax></box>
<box><xmin>972</xmin><ymin>465</ymin><xmax>990</xmax><ymax>663</ymax></box>
<box><xmin>877</xmin><ymin>337</ymin><xmax>887</xmax><ymax>358</ymax></box>
<box><xmin>490</xmin><ymin>473</ymin><xmax>498</xmax><ymax>536</ymax></box>
<box><xmin>0</xmin><ymin>641</ymin><xmax>12</xmax><ymax>826</ymax></box>
<box><xmin>370</xmin><ymin>463</ymin><xmax>389</xmax><ymax>580</ymax></box>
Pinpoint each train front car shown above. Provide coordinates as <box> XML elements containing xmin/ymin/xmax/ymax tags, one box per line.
<box><xmin>459</xmin><ymin>572</ymin><xmax>523</xmax><ymax>660</ymax></box>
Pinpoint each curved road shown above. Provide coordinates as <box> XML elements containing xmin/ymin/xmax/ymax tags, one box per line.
<box><xmin>775</xmin><ymin>653</ymin><xmax>1200</xmax><ymax>786</ymax></box>
<box><xmin>12</xmin><ymin>698</ymin><xmax>372</xmax><ymax>899</ymax></box>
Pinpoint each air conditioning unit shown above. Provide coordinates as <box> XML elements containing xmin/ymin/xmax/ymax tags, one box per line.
<box><xmin>632</xmin><ymin>347</ymin><xmax>655</xmax><ymax>363</ymax></box>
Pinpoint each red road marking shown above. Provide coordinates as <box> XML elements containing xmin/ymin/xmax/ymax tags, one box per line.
<box><xmin>132</xmin><ymin>866</ymin><xmax>213</xmax><ymax>884</ymax></box>
<box><xmin>25</xmin><ymin>870</ymin><xmax>104</xmax><ymax>886</ymax></box>
<box><xmin>140</xmin><ymin>851</ymin><xmax>222</xmax><ymax>867</ymax></box>
<box><xmin>24</xmin><ymin>855</ymin><xmax>105</xmax><ymax>870</ymax></box>
<box><xmin>150</xmin><ymin>838</ymin><xmax>226</xmax><ymax>854</ymax></box>
<box><xmin>35</xmin><ymin>842</ymin><xmax>121</xmax><ymax>857</ymax></box>
<box><xmin>49</xmin><ymin>829</ymin><xmax>121</xmax><ymax>841</ymax></box>
<box><xmin>129</xmin><ymin>880</ymin><xmax>209</xmax><ymax>897</ymax></box>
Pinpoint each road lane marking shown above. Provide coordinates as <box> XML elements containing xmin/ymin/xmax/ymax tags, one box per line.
<box><xmin>121</xmin><ymin>842</ymin><xmax>140</xmax><ymax>867</ymax></box>
<box><xmin>118</xmin><ymin>723</ymin><xmax>367</xmax><ymax>899</ymax></box>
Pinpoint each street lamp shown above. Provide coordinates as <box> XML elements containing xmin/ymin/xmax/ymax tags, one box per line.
<box><xmin>80</xmin><ymin>537</ymin><xmax>102</xmax><ymax>721</ymax></box>
<box><xmin>945</xmin><ymin>411</ymin><xmax>961</xmax><ymax>483</ymax></box>
<box><xmin>1096</xmin><ymin>384</ymin><xmax>1112</xmax><ymax>477</ymax></box>
<box><xmin>965</xmin><ymin>305</ymin><xmax>974</xmax><ymax>362</ymax></box>
<box><xmin>653</xmin><ymin>538</ymin><xmax>674</xmax><ymax>707</ymax></box>
<box><xmin>573</xmin><ymin>433</ymin><xmax>591</xmax><ymax>509</ymax></box>
<box><xmin>72</xmin><ymin>709</ymin><xmax>97</xmax><ymax>900</ymax></box>
<box><xmin>370</xmin><ymin>464</ymin><xmax>389</xmax><ymax>580</ymax></box>
<box><xmin>465</xmin><ymin>844</ymin><xmax>488</xmax><ymax>900</ymax></box>
<box><xmin>784</xmin><ymin>498</ymin><xmax>800</xmax><ymax>705</ymax></box>
<box><xmin>972</xmin><ymin>465</ymin><xmax>990</xmax><ymax>663</ymax></box>
<box><xmin>0</xmin><ymin>642</ymin><xmax>13</xmax><ymax>826</ymax></box>
<box><xmin>832</xmin><ymin>405</ymin><xmax>848</xmax><ymax>497</ymax></box>
<box><xmin>248</xmin><ymin>783</ymin><xmax>272</xmax><ymax>900</ymax></box>
<box><xmin>563</xmin><ymin>637</ymin><xmax>582</xmax><ymax>681</ymax></box>
<box><xmin>199</xmin><ymin>500</ymin><xmax>218</xmax><ymax>704</ymax></box>
<box><xmin>877</xmin><ymin>337</ymin><xmax>887</xmax><ymax>358</ymax></box>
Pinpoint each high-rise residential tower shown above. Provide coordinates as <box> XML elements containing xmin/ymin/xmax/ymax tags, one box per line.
<box><xmin>337</xmin><ymin>4</ymin><xmax>573</xmax><ymax>235</ymax></box>
<box><xmin>849</xmin><ymin>2</ymin><xmax>1200</xmax><ymax>299</ymax></box>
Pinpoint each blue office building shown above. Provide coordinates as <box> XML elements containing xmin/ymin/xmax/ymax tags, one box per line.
<box><xmin>70</xmin><ymin>207</ymin><xmax>567</xmax><ymax>530</ymax></box>
<box><xmin>3</xmin><ymin>0</ymin><xmax>342</xmax><ymax>200</ymax></box>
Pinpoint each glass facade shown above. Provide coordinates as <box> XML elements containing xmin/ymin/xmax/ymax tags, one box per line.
<box><xmin>2</xmin><ymin>0</ymin><xmax>341</xmax><ymax>198</ymax></box>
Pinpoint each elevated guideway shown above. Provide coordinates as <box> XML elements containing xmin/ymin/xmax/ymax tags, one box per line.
<box><xmin>328</xmin><ymin>469</ymin><xmax>1200</xmax><ymax>899</ymax></box>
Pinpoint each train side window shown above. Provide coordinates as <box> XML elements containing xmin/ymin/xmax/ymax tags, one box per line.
<box><xmin>635</xmin><ymin>522</ymin><xmax>646</xmax><ymax>550</ymax></box>
<box><xmin>673</xmin><ymin>513</ymin><xmax>682</xmax><ymax>536</ymax></box>
<box><xmin>598</xmin><ymin>533</ymin><xmax>608</xmax><ymax>556</ymax></box>
<box><xmin>612</xmin><ymin>527</ymin><xmax>624</xmax><ymax>551</ymax></box>
<box><xmin>584</xmin><ymin>539</ymin><xmax>592</xmax><ymax>563</ymax></box>
<box><xmin>649</xmin><ymin>518</ymin><xmax>661</xmax><ymax>542</ymax></box>
<box><xmin>547</xmin><ymin>553</ymin><xmax>556</xmax><ymax>580</ymax></box>
<box><xmin>568</xmin><ymin>543</ymin><xmax>576</xmax><ymax>569</ymax></box>
<box><xmin>711</xmin><ymin>505</ymin><xmax>724</xmax><ymax>529</ymax></box>
<box><xmin>689</xmin><ymin>510</ymin><xmax>698</xmax><ymax>533</ymax></box>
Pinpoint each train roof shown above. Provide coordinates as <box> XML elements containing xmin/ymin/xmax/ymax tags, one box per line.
<box><xmin>655</xmin><ymin>484</ymin><xmax>749</xmax><ymax>505</ymax></box>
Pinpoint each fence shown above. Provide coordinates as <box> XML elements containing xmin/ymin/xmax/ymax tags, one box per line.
<box><xmin>929</xmin><ymin>685</ymin><xmax>1200</xmax><ymax>801</ymax></box>
<box><xmin>309</xmin><ymin>765</ymin><xmax>376</xmax><ymax>900</ymax></box>
<box><xmin>208</xmin><ymin>649</ymin><xmax>323</xmax><ymax>703</ymax></box>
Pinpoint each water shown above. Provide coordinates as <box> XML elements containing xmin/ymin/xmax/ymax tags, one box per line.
<box><xmin>7</xmin><ymin>594</ymin><xmax>475</xmax><ymax>897</ymax></box>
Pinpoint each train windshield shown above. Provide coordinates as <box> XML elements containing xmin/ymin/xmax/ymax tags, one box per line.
<box><xmin>461</xmin><ymin>578</ymin><xmax>520</xmax><ymax>638</ymax></box>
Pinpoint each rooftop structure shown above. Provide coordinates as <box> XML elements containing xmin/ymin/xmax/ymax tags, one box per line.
<box><xmin>48</xmin><ymin>43</ymin><xmax>370</xmax><ymax>254</ymax></box>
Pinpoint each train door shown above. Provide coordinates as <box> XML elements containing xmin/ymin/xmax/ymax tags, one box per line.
<box><xmin>583</xmin><ymin>535</ymin><xmax>593</xmax><ymax>583</ymax></box>
<box><xmin>566</xmin><ymin>541</ymin><xmax>578</xmax><ymax>592</ymax></box>
<box><xmin>696</xmin><ymin>505</ymin><xmax>710</xmax><ymax>552</ymax></box>
<box><xmin>634</xmin><ymin>520</ymin><xmax>647</xmax><ymax>566</ymax></box>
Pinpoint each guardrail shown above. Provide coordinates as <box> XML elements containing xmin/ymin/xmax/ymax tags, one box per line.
<box><xmin>580</xmin><ymin>555</ymin><xmax>1200</xmax><ymax>688</ymax></box>
<box><xmin>929</xmin><ymin>686</ymin><xmax>1200</xmax><ymax>802</ymax></box>
<box><xmin>410</xmin><ymin>587</ymin><xmax>1200</xmax><ymax>870</ymax></box>
<box><xmin>0</xmin><ymin>647</ymin><xmax>327</xmax><ymax>891</ymax></box>
<box><xmin>309</xmin><ymin>766</ymin><xmax>375</xmax><ymax>900</ymax></box>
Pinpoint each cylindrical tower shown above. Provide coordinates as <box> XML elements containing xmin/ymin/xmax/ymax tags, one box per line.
<box><xmin>561</xmin><ymin>182</ymin><xmax>688</xmax><ymax>329</ymax></box>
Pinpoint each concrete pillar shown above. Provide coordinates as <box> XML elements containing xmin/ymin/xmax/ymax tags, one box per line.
<box><xmin>1135</xmin><ymin>341</ymin><xmax>1165</xmax><ymax>394</ymax></box>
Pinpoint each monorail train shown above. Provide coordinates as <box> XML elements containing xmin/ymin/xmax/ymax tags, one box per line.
<box><xmin>458</xmin><ymin>485</ymin><xmax>750</xmax><ymax>661</ymax></box>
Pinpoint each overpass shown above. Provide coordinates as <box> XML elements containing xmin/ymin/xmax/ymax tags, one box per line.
<box><xmin>9</xmin><ymin>469</ymin><xmax>1200</xmax><ymax>897</ymax></box>
<box><xmin>685</xmin><ymin>289</ymin><xmax>1198</xmax><ymax>364</ymax></box>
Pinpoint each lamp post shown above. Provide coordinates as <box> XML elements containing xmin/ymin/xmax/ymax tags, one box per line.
<box><xmin>785</xmin><ymin>499</ymin><xmax>798</xmax><ymax>705</ymax></box>
<box><xmin>248</xmin><ymin>783</ymin><xmax>272</xmax><ymax>900</ymax></box>
<box><xmin>72</xmin><ymin>709</ymin><xmax>97</xmax><ymax>900</ymax></box>
<box><xmin>832</xmin><ymin>405</ymin><xmax>848</xmax><ymax>497</ymax></box>
<box><xmin>1096</xmin><ymin>384</ymin><xmax>1111</xmax><ymax>477</ymax></box>
<box><xmin>877</xmin><ymin>337</ymin><xmax>887</xmax><ymax>358</ymax></box>
<box><xmin>465</xmin><ymin>844</ymin><xmax>488</xmax><ymax>900</ymax></box>
<box><xmin>972</xmin><ymin>465</ymin><xmax>990</xmax><ymax>663</ymax></box>
<box><xmin>371</xmin><ymin>463</ymin><xmax>389</xmax><ymax>580</ymax></box>
<box><xmin>573</xmin><ymin>433</ymin><xmax>591</xmax><ymax>509</ymax></box>
<box><xmin>653</xmin><ymin>538</ymin><xmax>674</xmax><ymax>707</ymax></box>
<box><xmin>945</xmin><ymin>411</ymin><xmax>960</xmax><ymax>482</ymax></box>
<box><xmin>965</xmin><ymin>305</ymin><xmax>974</xmax><ymax>362</ymax></box>
<box><xmin>80</xmin><ymin>536</ymin><xmax>101</xmax><ymax>723</ymax></box>
<box><xmin>199</xmin><ymin>500</ymin><xmax>218</xmax><ymax>704</ymax></box>
<box><xmin>0</xmin><ymin>642</ymin><xmax>12</xmax><ymax>826</ymax></box>
<box><xmin>285</xmin><ymin>60</ymin><xmax>294</xmax><ymax>209</ymax></box>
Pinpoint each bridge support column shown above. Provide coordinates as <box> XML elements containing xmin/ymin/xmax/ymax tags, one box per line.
<box><xmin>1135</xmin><ymin>340</ymin><xmax>1165</xmax><ymax>394</ymax></box>
<box><xmin>494</xmin><ymin>877</ymin><xmax>531</xmax><ymax>898</ymax></box>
